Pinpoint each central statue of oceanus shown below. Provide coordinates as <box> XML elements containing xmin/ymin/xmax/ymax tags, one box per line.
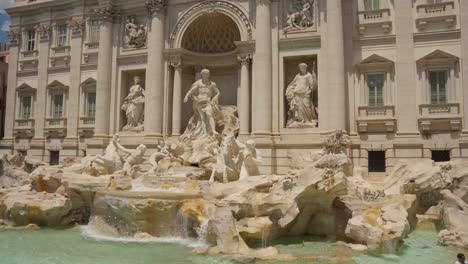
<box><xmin>181</xmin><ymin>69</ymin><xmax>239</xmax><ymax>141</ymax></box>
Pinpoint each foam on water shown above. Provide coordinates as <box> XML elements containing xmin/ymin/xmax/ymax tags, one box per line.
<box><xmin>80</xmin><ymin>225</ymin><xmax>207</xmax><ymax>248</ymax></box>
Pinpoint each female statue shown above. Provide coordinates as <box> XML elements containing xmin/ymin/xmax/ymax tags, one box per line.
<box><xmin>121</xmin><ymin>76</ymin><xmax>145</xmax><ymax>130</ymax></box>
<box><xmin>286</xmin><ymin>63</ymin><xmax>318</xmax><ymax>127</ymax></box>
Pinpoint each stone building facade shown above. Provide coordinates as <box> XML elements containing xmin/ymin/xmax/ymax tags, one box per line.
<box><xmin>2</xmin><ymin>0</ymin><xmax>468</xmax><ymax>173</ymax></box>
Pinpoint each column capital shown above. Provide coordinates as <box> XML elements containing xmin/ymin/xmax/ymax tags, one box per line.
<box><xmin>94</xmin><ymin>5</ymin><xmax>121</xmax><ymax>23</ymax></box>
<box><xmin>34</xmin><ymin>23</ymin><xmax>52</xmax><ymax>42</ymax></box>
<box><xmin>7</xmin><ymin>28</ymin><xmax>20</xmax><ymax>46</ymax></box>
<box><xmin>69</xmin><ymin>19</ymin><xmax>85</xmax><ymax>38</ymax></box>
<box><xmin>146</xmin><ymin>0</ymin><xmax>168</xmax><ymax>16</ymax></box>
<box><xmin>237</xmin><ymin>53</ymin><xmax>252</xmax><ymax>65</ymax></box>
<box><xmin>169</xmin><ymin>57</ymin><xmax>182</xmax><ymax>69</ymax></box>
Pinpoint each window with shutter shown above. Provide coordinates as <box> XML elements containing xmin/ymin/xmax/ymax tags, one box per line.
<box><xmin>52</xmin><ymin>94</ymin><xmax>64</xmax><ymax>118</ymax></box>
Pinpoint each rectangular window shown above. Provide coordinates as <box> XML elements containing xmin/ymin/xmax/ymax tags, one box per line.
<box><xmin>52</xmin><ymin>94</ymin><xmax>64</xmax><ymax>118</ymax></box>
<box><xmin>368</xmin><ymin>151</ymin><xmax>386</xmax><ymax>173</ymax></box>
<box><xmin>427</xmin><ymin>0</ymin><xmax>443</xmax><ymax>4</ymax></box>
<box><xmin>20</xmin><ymin>96</ymin><xmax>32</xmax><ymax>119</ymax></box>
<box><xmin>26</xmin><ymin>29</ymin><xmax>36</xmax><ymax>51</ymax></box>
<box><xmin>86</xmin><ymin>91</ymin><xmax>96</xmax><ymax>118</ymax></box>
<box><xmin>56</xmin><ymin>24</ymin><xmax>68</xmax><ymax>47</ymax></box>
<box><xmin>89</xmin><ymin>20</ymin><xmax>100</xmax><ymax>43</ymax></box>
<box><xmin>429</xmin><ymin>70</ymin><xmax>447</xmax><ymax>104</ymax></box>
<box><xmin>364</xmin><ymin>0</ymin><xmax>380</xmax><ymax>11</ymax></box>
<box><xmin>432</xmin><ymin>150</ymin><xmax>450</xmax><ymax>162</ymax></box>
<box><xmin>50</xmin><ymin>151</ymin><xmax>60</xmax><ymax>165</ymax></box>
<box><xmin>367</xmin><ymin>73</ymin><xmax>384</xmax><ymax>106</ymax></box>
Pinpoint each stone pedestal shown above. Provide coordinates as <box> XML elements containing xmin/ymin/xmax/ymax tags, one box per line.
<box><xmin>253</xmin><ymin>0</ymin><xmax>272</xmax><ymax>136</ymax></box>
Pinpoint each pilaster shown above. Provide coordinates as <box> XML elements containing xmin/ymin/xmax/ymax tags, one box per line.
<box><xmin>144</xmin><ymin>0</ymin><xmax>168</xmax><ymax>138</ymax></box>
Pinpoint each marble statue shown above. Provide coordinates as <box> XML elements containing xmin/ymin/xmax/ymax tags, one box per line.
<box><xmin>123</xmin><ymin>16</ymin><xmax>147</xmax><ymax>49</ymax></box>
<box><xmin>113</xmin><ymin>139</ymin><xmax>147</xmax><ymax>177</ymax></box>
<box><xmin>285</xmin><ymin>0</ymin><xmax>315</xmax><ymax>31</ymax></box>
<box><xmin>81</xmin><ymin>134</ymin><xmax>124</xmax><ymax>175</ymax></box>
<box><xmin>238</xmin><ymin>139</ymin><xmax>262</xmax><ymax>180</ymax></box>
<box><xmin>121</xmin><ymin>76</ymin><xmax>145</xmax><ymax>131</ymax></box>
<box><xmin>210</xmin><ymin>137</ymin><xmax>261</xmax><ymax>182</ymax></box>
<box><xmin>148</xmin><ymin>143</ymin><xmax>185</xmax><ymax>176</ymax></box>
<box><xmin>286</xmin><ymin>63</ymin><xmax>318</xmax><ymax>128</ymax></box>
<box><xmin>182</xmin><ymin>69</ymin><xmax>221</xmax><ymax>139</ymax></box>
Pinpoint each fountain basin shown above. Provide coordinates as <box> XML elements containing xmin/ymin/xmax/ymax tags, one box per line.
<box><xmin>90</xmin><ymin>190</ymin><xmax>203</xmax><ymax>238</ymax></box>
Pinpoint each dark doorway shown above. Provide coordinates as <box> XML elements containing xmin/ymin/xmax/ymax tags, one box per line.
<box><xmin>431</xmin><ymin>150</ymin><xmax>450</xmax><ymax>162</ymax></box>
<box><xmin>50</xmin><ymin>151</ymin><xmax>60</xmax><ymax>165</ymax></box>
<box><xmin>368</xmin><ymin>151</ymin><xmax>386</xmax><ymax>173</ymax></box>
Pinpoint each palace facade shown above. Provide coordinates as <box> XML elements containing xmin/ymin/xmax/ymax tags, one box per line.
<box><xmin>2</xmin><ymin>0</ymin><xmax>468</xmax><ymax>174</ymax></box>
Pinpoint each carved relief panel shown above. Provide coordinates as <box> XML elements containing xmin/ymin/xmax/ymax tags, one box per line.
<box><xmin>283</xmin><ymin>0</ymin><xmax>317</xmax><ymax>33</ymax></box>
<box><xmin>123</xmin><ymin>15</ymin><xmax>147</xmax><ymax>49</ymax></box>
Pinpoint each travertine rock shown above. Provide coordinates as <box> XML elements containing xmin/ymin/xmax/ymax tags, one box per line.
<box><xmin>2</xmin><ymin>192</ymin><xmax>72</xmax><ymax>226</ymax></box>
<box><xmin>30</xmin><ymin>166</ymin><xmax>63</xmax><ymax>193</ymax></box>
<box><xmin>341</xmin><ymin>194</ymin><xmax>417</xmax><ymax>253</ymax></box>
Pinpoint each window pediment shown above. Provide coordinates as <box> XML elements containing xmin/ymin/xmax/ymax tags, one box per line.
<box><xmin>47</xmin><ymin>80</ymin><xmax>69</xmax><ymax>91</ymax></box>
<box><xmin>16</xmin><ymin>83</ymin><xmax>36</xmax><ymax>94</ymax></box>
<box><xmin>81</xmin><ymin>77</ymin><xmax>96</xmax><ymax>90</ymax></box>
<box><xmin>417</xmin><ymin>50</ymin><xmax>459</xmax><ymax>66</ymax></box>
<box><xmin>357</xmin><ymin>54</ymin><xmax>394</xmax><ymax>72</ymax></box>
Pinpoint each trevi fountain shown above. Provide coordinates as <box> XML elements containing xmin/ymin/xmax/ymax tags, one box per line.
<box><xmin>0</xmin><ymin>67</ymin><xmax>466</xmax><ymax>263</ymax></box>
<box><xmin>2</xmin><ymin>0</ymin><xmax>468</xmax><ymax>263</ymax></box>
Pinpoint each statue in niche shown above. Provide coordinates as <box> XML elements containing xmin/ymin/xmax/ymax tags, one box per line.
<box><xmin>286</xmin><ymin>62</ymin><xmax>318</xmax><ymax>128</ymax></box>
<box><xmin>182</xmin><ymin>69</ymin><xmax>240</xmax><ymax>140</ymax></box>
<box><xmin>285</xmin><ymin>0</ymin><xmax>315</xmax><ymax>31</ymax></box>
<box><xmin>123</xmin><ymin>16</ymin><xmax>147</xmax><ymax>49</ymax></box>
<box><xmin>180</xmin><ymin>68</ymin><xmax>240</xmax><ymax>164</ymax></box>
<box><xmin>121</xmin><ymin>76</ymin><xmax>145</xmax><ymax>131</ymax></box>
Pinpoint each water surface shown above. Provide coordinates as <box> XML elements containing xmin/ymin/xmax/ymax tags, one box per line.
<box><xmin>0</xmin><ymin>227</ymin><xmax>465</xmax><ymax>264</ymax></box>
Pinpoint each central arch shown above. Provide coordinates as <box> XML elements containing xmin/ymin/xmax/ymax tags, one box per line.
<box><xmin>181</xmin><ymin>13</ymin><xmax>241</xmax><ymax>54</ymax></box>
<box><xmin>170</xmin><ymin>0</ymin><xmax>252</xmax><ymax>49</ymax></box>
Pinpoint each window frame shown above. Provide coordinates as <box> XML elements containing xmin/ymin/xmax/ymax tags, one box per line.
<box><xmin>427</xmin><ymin>68</ymin><xmax>449</xmax><ymax>105</ymax></box>
<box><xmin>25</xmin><ymin>28</ymin><xmax>36</xmax><ymax>51</ymax></box>
<box><xmin>51</xmin><ymin>93</ymin><xmax>64</xmax><ymax>119</ymax></box>
<box><xmin>55</xmin><ymin>23</ymin><xmax>69</xmax><ymax>48</ymax></box>
<box><xmin>87</xmin><ymin>19</ymin><xmax>100</xmax><ymax>44</ymax></box>
<box><xmin>365</xmin><ymin>72</ymin><xmax>385</xmax><ymax>106</ymax></box>
<box><xmin>364</xmin><ymin>0</ymin><xmax>380</xmax><ymax>11</ymax></box>
<box><xmin>19</xmin><ymin>95</ymin><xmax>33</xmax><ymax>120</ymax></box>
<box><xmin>85</xmin><ymin>90</ymin><xmax>96</xmax><ymax>118</ymax></box>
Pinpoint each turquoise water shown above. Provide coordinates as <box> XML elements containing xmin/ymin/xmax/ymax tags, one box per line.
<box><xmin>0</xmin><ymin>227</ymin><xmax>465</xmax><ymax>264</ymax></box>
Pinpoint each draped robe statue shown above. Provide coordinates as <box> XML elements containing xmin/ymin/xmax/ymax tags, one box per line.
<box><xmin>121</xmin><ymin>76</ymin><xmax>145</xmax><ymax>131</ymax></box>
<box><xmin>286</xmin><ymin>63</ymin><xmax>318</xmax><ymax>128</ymax></box>
<box><xmin>182</xmin><ymin>69</ymin><xmax>221</xmax><ymax>140</ymax></box>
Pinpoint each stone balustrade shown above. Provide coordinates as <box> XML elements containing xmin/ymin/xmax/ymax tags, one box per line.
<box><xmin>357</xmin><ymin>105</ymin><xmax>396</xmax><ymax>133</ymax></box>
<box><xmin>418</xmin><ymin>103</ymin><xmax>462</xmax><ymax>132</ymax></box>
<box><xmin>416</xmin><ymin>1</ymin><xmax>457</xmax><ymax>30</ymax></box>
<box><xmin>357</xmin><ymin>8</ymin><xmax>392</xmax><ymax>34</ymax></box>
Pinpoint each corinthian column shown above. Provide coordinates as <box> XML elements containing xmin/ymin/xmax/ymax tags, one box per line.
<box><xmin>170</xmin><ymin>58</ymin><xmax>182</xmax><ymax>136</ymax></box>
<box><xmin>94</xmin><ymin>5</ymin><xmax>119</xmax><ymax>136</ymax></box>
<box><xmin>238</xmin><ymin>54</ymin><xmax>251</xmax><ymax>135</ymax></box>
<box><xmin>326</xmin><ymin>0</ymin><xmax>346</xmax><ymax>130</ymax></box>
<box><xmin>145</xmin><ymin>0</ymin><xmax>168</xmax><ymax>138</ymax></box>
<box><xmin>253</xmin><ymin>0</ymin><xmax>272</xmax><ymax>136</ymax></box>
